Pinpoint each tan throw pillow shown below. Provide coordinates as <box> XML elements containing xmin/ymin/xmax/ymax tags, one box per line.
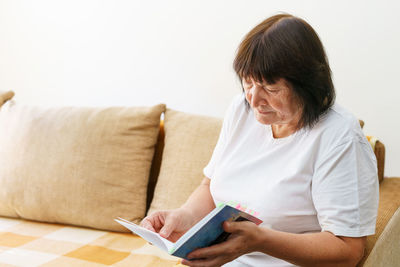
<box><xmin>0</xmin><ymin>100</ymin><xmax>165</xmax><ymax>232</ymax></box>
<box><xmin>147</xmin><ymin>109</ymin><xmax>222</xmax><ymax>215</ymax></box>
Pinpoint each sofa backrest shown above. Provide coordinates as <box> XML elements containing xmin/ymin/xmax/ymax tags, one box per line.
<box><xmin>146</xmin><ymin>109</ymin><xmax>222</xmax><ymax>215</ymax></box>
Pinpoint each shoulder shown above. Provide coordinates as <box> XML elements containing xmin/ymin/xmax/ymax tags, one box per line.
<box><xmin>310</xmin><ymin>104</ymin><xmax>366</xmax><ymax>147</ymax></box>
<box><xmin>227</xmin><ymin>93</ymin><xmax>246</xmax><ymax>115</ymax></box>
<box><xmin>223</xmin><ymin>93</ymin><xmax>249</xmax><ymax>127</ymax></box>
<box><xmin>219</xmin><ymin>93</ymin><xmax>262</xmax><ymax>142</ymax></box>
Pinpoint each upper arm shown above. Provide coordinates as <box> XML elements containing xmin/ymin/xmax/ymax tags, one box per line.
<box><xmin>312</xmin><ymin>139</ymin><xmax>378</xmax><ymax>237</ymax></box>
<box><xmin>201</xmin><ymin>177</ymin><xmax>211</xmax><ymax>186</ymax></box>
<box><xmin>338</xmin><ymin>236</ymin><xmax>366</xmax><ymax>265</ymax></box>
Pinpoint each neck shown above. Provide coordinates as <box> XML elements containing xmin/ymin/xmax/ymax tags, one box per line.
<box><xmin>270</xmin><ymin>108</ymin><xmax>303</xmax><ymax>138</ymax></box>
<box><xmin>271</xmin><ymin>124</ymin><xmax>296</xmax><ymax>138</ymax></box>
<box><xmin>271</xmin><ymin>116</ymin><xmax>302</xmax><ymax>138</ymax></box>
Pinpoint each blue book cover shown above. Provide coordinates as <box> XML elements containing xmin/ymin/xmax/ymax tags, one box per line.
<box><xmin>171</xmin><ymin>204</ymin><xmax>262</xmax><ymax>259</ymax></box>
<box><xmin>115</xmin><ymin>203</ymin><xmax>262</xmax><ymax>260</ymax></box>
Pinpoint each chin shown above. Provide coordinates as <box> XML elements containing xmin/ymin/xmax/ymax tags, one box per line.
<box><xmin>255</xmin><ymin>115</ymin><xmax>272</xmax><ymax>125</ymax></box>
<box><xmin>253</xmin><ymin>109</ymin><xmax>276</xmax><ymax>125</ymax></box>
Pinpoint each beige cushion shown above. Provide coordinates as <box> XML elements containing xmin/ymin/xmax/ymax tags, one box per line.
<box><xmin>0</xmin><ymin>100</ymin><xmax>165</xmax><ymax>232</ymax></box>
<box><xmin>147</xmin><ymin>109</ymin><xmax>222</xmax><ymax>215</ymax></box>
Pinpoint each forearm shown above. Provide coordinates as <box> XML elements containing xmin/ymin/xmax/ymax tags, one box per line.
<box><xmin>257</xmin><ymin>228</ymin><xmax>365</xmax><ymax>267</ymax></box>
<box><xmin>180</xmin><ymin>177</ymin><xmax>215</xmax><ymax>223</ymax></box>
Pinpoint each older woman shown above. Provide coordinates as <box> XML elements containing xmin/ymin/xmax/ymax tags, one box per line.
<box><xmin>141</xmin><ymin>14</ymin><xmax>378</xmax><ymax>267</ymax></box>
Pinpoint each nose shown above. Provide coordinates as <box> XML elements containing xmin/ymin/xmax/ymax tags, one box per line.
<box><xmin>247</xmin><ymin>84</ymin><xmax>267</xmax><ymax>108</ymax></box>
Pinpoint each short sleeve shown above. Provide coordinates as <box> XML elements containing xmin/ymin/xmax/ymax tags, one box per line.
<box><xmin>312</xmin><ymin>137</ymin><xmax>379</xmax><ymax>237</ymax></box>
<box><xmin>203</xmin><ymin>94</ymin><xmax>242</xmax><ymax>179</ymax></box>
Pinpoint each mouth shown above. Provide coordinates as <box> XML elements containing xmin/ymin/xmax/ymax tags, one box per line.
<box><xmin>256</xmin><ymin>109</ymin><xmax>272</xmax><ymax>115</ymax></box>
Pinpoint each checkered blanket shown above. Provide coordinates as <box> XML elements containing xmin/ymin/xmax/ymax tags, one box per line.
<box><xmin>0</xmin><ymin>216</ymin><xmax>183</xmax><ymax>267</ymax></box>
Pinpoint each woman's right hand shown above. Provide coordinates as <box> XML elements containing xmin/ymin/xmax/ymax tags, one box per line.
<box><xmin>140</xmin><ymin>208</ymin><xmax>196</xmax><ymax>242</ymax></box>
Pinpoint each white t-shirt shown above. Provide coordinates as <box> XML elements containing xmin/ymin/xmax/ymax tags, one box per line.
<box><xmin>203</xmin><ymin>93</ymin><xmax>379</xmax><ymax>267</ymax></box>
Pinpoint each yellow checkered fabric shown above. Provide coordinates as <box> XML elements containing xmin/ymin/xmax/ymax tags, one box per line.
<box><xmin>0</xmin><ymin>217</ymin><xmax>183</xmax><ymax>267</ymax></box>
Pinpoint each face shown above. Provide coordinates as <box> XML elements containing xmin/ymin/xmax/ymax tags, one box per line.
<box><xmin>242</xmin><ymin>77</ymin><xmax>302</xmax><ymax>127</ymax></box>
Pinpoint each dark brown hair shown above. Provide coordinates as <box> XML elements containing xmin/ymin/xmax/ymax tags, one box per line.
<box><xmin>233</xmin><ymin>13</ymin><xmax>335</xmax><ymax>129</ymax></box>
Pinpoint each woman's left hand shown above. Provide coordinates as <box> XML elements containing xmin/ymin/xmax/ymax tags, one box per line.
<box><xmin>181</xmin><ymin>220</ymin><xmax>263</xmax><ymax>267</ymax></box>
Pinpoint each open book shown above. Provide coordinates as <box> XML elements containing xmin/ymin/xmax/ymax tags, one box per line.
<box><xmin>115</xmin><ymin>203</ymin><xmax>263</xmax><ymax>259</ymax></box>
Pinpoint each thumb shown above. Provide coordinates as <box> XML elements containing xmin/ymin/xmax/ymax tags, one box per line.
<box><xmin>159</xmin><ymin>216</ymin><xmax>176</xmax><ymax>238</ymax></box>
<box><xmin>223</xmin><ymin>220</ymin><xmax>243</xmax><ymax>233</ymax></box>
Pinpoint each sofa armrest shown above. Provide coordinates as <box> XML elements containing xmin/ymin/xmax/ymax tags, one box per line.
<box><xmin>362</xmin><ymin>207</ymin><xmax>400</xmax><ymax>267</ymax></box>
<box><xmin>358</xmin><ymin>178</ymin><xmax>400</xmax><ymax>266</ymax></box>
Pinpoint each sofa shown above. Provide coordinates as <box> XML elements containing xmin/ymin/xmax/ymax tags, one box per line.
<box><xmin>0</xmin><ymin>90</ymin><xmax>398</xmax><ymax>267</ymax></box>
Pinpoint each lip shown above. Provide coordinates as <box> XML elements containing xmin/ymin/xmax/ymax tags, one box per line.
<box><xmin>257</xmin><ymin>109</ymin><xmax>272</xmax><ymax>115</ymax></box>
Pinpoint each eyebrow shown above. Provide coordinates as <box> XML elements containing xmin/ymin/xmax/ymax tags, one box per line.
<box><xmin>255</xmin><ymin>81</ymin><xmax>275</xmax><ymax>88</ymax></box>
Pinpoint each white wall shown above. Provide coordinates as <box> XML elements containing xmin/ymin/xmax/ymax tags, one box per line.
<box><xmin>0</xmin><ymin>0</ymin><xmax>399</xmax><ymax>176</ymax></box>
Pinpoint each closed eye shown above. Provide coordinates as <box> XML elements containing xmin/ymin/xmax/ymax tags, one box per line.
<box><xmin>263</xmin><ymin>86</ymin><xmax>279</xmax><ymax>93</ymax></box>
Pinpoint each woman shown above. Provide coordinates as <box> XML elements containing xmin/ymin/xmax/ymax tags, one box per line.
<box><xmin>141</xmin><ymin>14</ymin><xmax>379</xmax><ymax>267</ymax></box>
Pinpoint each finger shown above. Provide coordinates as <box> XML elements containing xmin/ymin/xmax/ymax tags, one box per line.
<box><xmin>182</xmin><ymin>256</ymin><xmax>228</xmax><ymax>267</ymax></box>
<box><xmin>159</xmin><ymin>214</ymin><xmax>177</xmax><ymax>238</ymax></box>
<box><xmin>153</xmin><ymin>213</ymin><xmax>165</xmax><ymax>232</ymax></box>
<box><xmin>223</xmin><ymin>221</ymin><xmax>237</xmax><ymax>234</ymax></box>
<box><xmin>140</xmin><ymin>218</ymin><xmax>156</xmax><ymax>232</ymax></box>
<box><xmin>141</xmin><ymin>211</ymin><xmax>166</xmax><ymax>233</ymax></box>
<box><xmin>223</xmin><ymin>220</ymin><xmax>251</xmax><ymax>233</ymax></box>
<box><xmin>187</xmin><ymin>240</ymin><xmax>233</xmax><ymax>259</ymax></box>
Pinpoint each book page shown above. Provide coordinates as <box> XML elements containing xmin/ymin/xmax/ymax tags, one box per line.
<box><xmin>114</xmin><ymin>218</ymin><xmax>174</xmax><ymax>252</ymax></box>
